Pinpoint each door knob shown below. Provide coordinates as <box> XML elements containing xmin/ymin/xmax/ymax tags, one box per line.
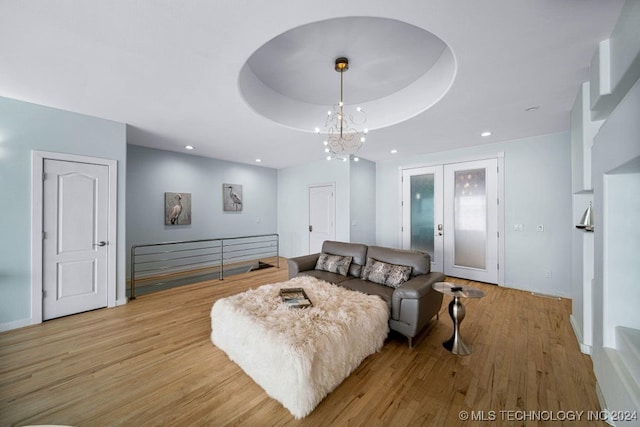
<box><xmin>94</xmin><ymin>241</ymin><xmax>107</xmax><ymax>247</ymax></box>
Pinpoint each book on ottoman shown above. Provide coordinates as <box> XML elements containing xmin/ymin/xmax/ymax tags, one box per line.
<box><xmin>279</xmin><ymin>287</ymin><xmax>312</xmax><ymax>308</ymax></box>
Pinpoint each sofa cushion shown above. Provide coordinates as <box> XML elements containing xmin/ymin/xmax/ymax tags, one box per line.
<box><xmin>339</xmin><ymin>278</ymin><xmax>394</xmax><ymax>308</ymax></box>
<box><xmin>322</xmin><ymin>241</ymin><xmax>368</xmax><ymax>277</ymax></box>
<box><xmin>367</xmin><ymin>246</ymin><xmax>430</xmax><ymax>276</ymax></box>
<box><xmin>362</xmin><ymin>257</ymin><xmax>412</xmax><ymax>288</ymax></box>
<box><xmin>315</xmin><ymin>253</ymin><xmax>352</xmax><ymax>276</ymax></box>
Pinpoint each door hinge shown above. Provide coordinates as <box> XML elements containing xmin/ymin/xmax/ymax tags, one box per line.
<box><xmin>42</xmin><ymin>290</ymin><xmax>47</xmax><ymax>298</ymax></box>
<box><xmin>42</xmin><ymin>231</ymin><xmax>46</xmax><ymax>240</ymax></box>
<box><xmin>497</xmin><ymin>231</ymin><xmax>499</xmax><ymax>238</ymax></box>
<box><xmin>497</xmin><ymin>263</ymin><xmax>499</xmax><ymax>270</ymax></box>
<box><xmin>42</xmin><ymin>172</ymin><xmax>46</xmax><ymax>181</ymax></box>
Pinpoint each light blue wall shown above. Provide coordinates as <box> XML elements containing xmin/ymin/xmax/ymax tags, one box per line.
<box><xmin>126</xmin><ymin>145</ymin><xmax>277</xmax><ymax>272</ymax></box>
<box><xmin>278</xmin><ymin>159</ymin><xmax>350</xmax><ymax>257</ymax></box>
<box><xmin>350</xmin><ymin>158</ymin><xmax>376</xmax><ymax>245</ymax></box>
<box><xmin>0</xmin><ymin>96</ymin><xmax>127</xmax><ymax>327</ymax></box>
<box><xmin>376</xmin><ymin>132</ymin><xmax>573</xmax><ymax>297</ymax></box>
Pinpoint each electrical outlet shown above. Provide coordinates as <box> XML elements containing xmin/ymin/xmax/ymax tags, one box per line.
<box><xmin>536</xmin><ymin>224</ymin><xmax>544</xmax><ymax>232</ymax></box>
<box><xmin>544</xmin><ymin>271</ymin><xmax>552</xmax><ymax>279</ymax></box>
<box><xmin>514</xmin><ymin>224</ymin><xmax>524</xmax><ymax>231</ymax></box>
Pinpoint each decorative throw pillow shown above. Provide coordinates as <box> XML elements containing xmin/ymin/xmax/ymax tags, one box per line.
<box><xmin>315</xmin><ymin>253</ymin><xmax>353</xmax><ymax>276</ymax></box>
<box><xmin>385</xmin><ymin>263</ymin><xmax>413</xmax><ymax>288</ymax></box>
<box><xmin>362</xmin><ymin>257</ymin><xmax>412</xmax><ymax>288</ymax></box>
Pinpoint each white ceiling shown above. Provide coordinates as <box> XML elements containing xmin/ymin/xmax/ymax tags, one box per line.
<box><xmin>0</xmin><ymin>1</ymin><xmax>625</xmax><ymax>169</ymax></box>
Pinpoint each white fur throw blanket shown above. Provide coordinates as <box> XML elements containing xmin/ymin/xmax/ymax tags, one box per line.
<box><xmin>210</xmin><ymin>276</ymin><xmax>389</xmax><ymax>419</ymax></box>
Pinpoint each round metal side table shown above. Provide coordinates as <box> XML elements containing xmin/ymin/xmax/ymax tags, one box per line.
<box><xmin>433</xmin><ymin>282</ymin><xmax>485</xmax><ymax>356</ymax></box>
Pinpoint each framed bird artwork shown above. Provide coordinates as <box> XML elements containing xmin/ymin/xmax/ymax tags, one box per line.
<box><xmin>223</xmin><ymin>183</ymin><xmax>243</xmax><ymax>212</ymax></box>
<box><xmin>165</xmin><ymin>192</ymin><xmax>192</xmax><ymax>225</ymax></box>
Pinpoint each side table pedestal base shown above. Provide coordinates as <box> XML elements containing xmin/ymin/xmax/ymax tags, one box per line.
<box><xmin>442</xmin><ymin>296</ymin><xmax>473</xmax><ymax>356</ymax></box>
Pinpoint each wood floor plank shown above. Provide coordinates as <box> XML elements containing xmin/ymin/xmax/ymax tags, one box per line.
<box><xmin>0</xmin><ymin>262</ymin><xmax>606</xmax><ymax>426</ymax></box>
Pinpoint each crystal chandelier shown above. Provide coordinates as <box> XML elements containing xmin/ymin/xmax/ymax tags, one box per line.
<box><xmin>315</xmin><ymin>57</ymin><xmax>368</xmax><ymax>161</ymax></box>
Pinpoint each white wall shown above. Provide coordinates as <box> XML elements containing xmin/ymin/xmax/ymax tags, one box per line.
<box><xmin>350</xmin><ymin>158</ymin><xmax>376</xmax><ymax>245</ymax></box>
<box><xmin>0</xmin><ymin>96</ymin><xmax>127</xmax><ymax>329</ymax></box>
<box><xmin>376</xmin><ymin>132</ymin><xmax>573</xmax><ymax>297</ymax></box>
<box><xmin>590</xmin><ymin>76</ymin><xmax>640</xmax><ymax>424</ymax></box>
<box><xmin>278</xmin><ymin>159</ymin><xmax>351</xmax><ymax>257</ymax></box>
<box><xmin>591</xmin><ymin>79</ymin><xmax>640</xmax><ymax>348</ymax></box>
<box><xmin>604</xmin><ymin>170</ymin><xmax>640</xmax><ymax>335</ymax></box>
<box><xmin>579</xmin><ymin>0</ymin><xmax>640</xmax><ymax>417</ymax></box>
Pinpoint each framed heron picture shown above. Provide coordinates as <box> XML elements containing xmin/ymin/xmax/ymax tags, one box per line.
<box><xmin>165</xmin><ymin>192</ymin><xmax>192</xmax><ymax>225</ymax></box>
<box><xmin>223</xmin><ymin>184</ymin><xmax>243</xmax><ymax>211</ymax></box>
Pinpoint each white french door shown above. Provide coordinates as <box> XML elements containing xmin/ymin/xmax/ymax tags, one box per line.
<box><xmin>402</xmin><ymin>158</ymin><xmax>501</xmax><ymax>284</ymax></box>
<box><xmin>308</xmin><ymin>184</ymin><xmax>335</xmax><ymax>254</ymax></box>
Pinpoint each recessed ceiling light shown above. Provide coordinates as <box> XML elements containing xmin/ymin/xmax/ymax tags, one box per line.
<box><xmin>390</xmin><ymin>149</ymin><xmax>398</xmax><ymax>154</ymax></box>
<box><xmin>525</xmin><ymin>106</ymin><xmax>539</xmax><ymax>112</ymax></box>
<box><xmin>185</xmin><ymin>145</ymin><xmax>194</xmax><ymax>150</ymax></box>
<box><xmin>255</xmin><ymin>158</ymin><xmax>262</xmax><ymax>163</ymax></box>
<box><xmin>480</xmin><ymin>131</ymin><xmax>492</xmax><ymax>137</ymax></box>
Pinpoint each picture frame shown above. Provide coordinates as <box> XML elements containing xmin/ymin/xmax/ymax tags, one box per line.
<box><xmin>165</xmin><ymin>192</ymin><xmax>192</xmax><ymax>225</ymax></box>
<box><xmin>223</xmin><ymin>183</ymin><xmax>243</xmax><ymax>211</ymax></box>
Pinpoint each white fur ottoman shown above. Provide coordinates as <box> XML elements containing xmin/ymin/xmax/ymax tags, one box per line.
<box><xmin>210</xmin><ymin>276</ymin><xmax>389</xmax><ymax>419</ymax></box>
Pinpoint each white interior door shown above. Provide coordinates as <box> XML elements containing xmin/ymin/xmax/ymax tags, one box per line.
<box><xmin>308</xmin><ymin>184</ymin><xmax>335</xmax><ymax>254</ymax></box>
<box><xmin>444</xmin><ymin>159</ymin><xmax>499</xmax><ymax>283</ymax></box>
<box><xmin>42</xmin><ymin>159</ymin><xmax>110</xmax><ymax>320</ymax></box>
<box><xmin>401</xmin><ymin>166</ymin><xmax>444</xmax><ymax>272</ymax></box>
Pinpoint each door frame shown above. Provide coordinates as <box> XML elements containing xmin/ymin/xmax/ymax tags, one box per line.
<box><xmin>31</xmin><ymin>151</ymin><xmax>118</xmax><ymax>325</ymax></box>
<box><xmin>398</xmin><ymin>153</ymin><xmax>505</xmax><ymax>286</ymax></box>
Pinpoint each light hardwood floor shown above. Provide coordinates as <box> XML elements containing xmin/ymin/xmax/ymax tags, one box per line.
<box><xmin>1</xmin><ymin>261</ymin><xmax>605</xmax><ymax>426</ymax></box>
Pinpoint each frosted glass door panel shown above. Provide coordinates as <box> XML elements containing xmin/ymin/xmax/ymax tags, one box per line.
<box><xmin>402</xmin><ymin>166</ymin><xmax>443</xmax><ymax>272</ymax></box>
<box><xmin>410</xmin><ymin>174</ymin><xmax>435</xmax><ymax>254</ymax></box>
<box><xmin>453</xmin><ymin>168</ymin><xmax>486</xmax><ymax>269</ymax></box>
<box><xmin>444</xmin><ymin>158</ymin><xmax>498</xmax><ymax>284</ymax></box>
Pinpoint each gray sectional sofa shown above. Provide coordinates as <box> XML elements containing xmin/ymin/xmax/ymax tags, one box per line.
<box><xmin>287</xmin><ymin>240</ymin><xmax>445</xmax><ymax>348</ymax></box>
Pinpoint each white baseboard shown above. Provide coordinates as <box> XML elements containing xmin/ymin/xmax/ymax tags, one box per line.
<box><xmin>0</xmin><ymin>317</ymin><xmax>33</xmax><ymax>333</ymax></box>
<box><xmin>570</xmin><ymin>314</ymin><xmax>592</xmax><ymax>354</ymax></box>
